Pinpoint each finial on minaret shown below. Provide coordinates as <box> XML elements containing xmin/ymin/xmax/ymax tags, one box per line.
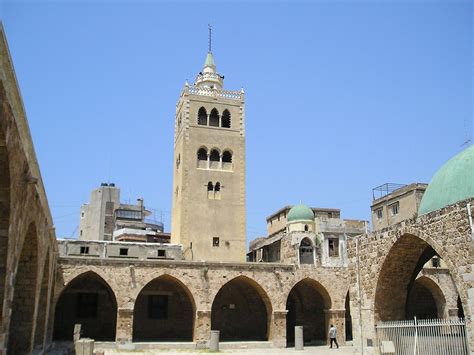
<box><xmin>208</xmin><ymin>24</ymin><xmax>212</xmax><ymax>53</ymax></box>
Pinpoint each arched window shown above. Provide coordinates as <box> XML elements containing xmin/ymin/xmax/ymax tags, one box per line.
<box><xmin>197</xmin><ymin>148</ymin><xmax>207</xmax><ymax>160</ymax></box>
<box><xmin>304</xmin><ymin>224</ymin><xmax>309</xmax><ymax>232</ymax></box>
<box><xmin>209</xmin><ymin>108</ymin><xmax>219</xmax><ymax>127</ymax></box>
<box><xmin>221</xmin><ymin>109</ymin><xmax>231</xmax><ymax>128</ymax></box>
<box><xmin>198</xmin><ymin>107</ymin><xmax>207</xmax><ymax>125</ymax></box>
<box><xmin>207</xmin><ymin>181</ymin><xmax>214</xmax><ymax>199</ymax></box>
<box><xmin>222</xmin><ymin>150</ymin><xmax>233</xmax><ymax>170</ymax></box>
<box><xmin>222</xmin><ymin>151</ymin><xmax>232</xmax><ymax>163</ymax></box>
<box><xmin>197</xmin><ymin>148</ymin><xmax>208</xmax><ymax>169</ymax></box>
<box><xmin>177</xmin><ymin>114</ymin><xmax>182</xmax><ymax>131</ymax></box>
<box><xmin>209</xmin><ymin>149</ymin><xmax>220</xmax><ymax>169</ymax></box>
<box><xmin>299</xmin><ymin>238</ymin><xmax>314</xmax><ymax>265</ymax></box>
<box><xmin>214</xmin><ymin>182</ymin><xmax>221</xmax><ymax>200</ymax></box>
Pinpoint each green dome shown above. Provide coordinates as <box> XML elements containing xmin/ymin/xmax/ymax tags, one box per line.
<box><xmin>419</xmin><ymin>145</ymin><xmax>474</xmax><ymax>215</ymax></box>
<box><xmin>287</xmin><ymin>204</ymin><xmax>314</xmax><ymax>222</ymax></box>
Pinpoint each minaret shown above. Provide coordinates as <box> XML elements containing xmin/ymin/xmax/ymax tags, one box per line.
<box><xmin>171</xmin><ymin>33</ymin><xmax>246</xmax><ymax>262</ymax></box>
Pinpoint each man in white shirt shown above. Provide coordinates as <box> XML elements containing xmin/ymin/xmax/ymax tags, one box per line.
<box><xmin>329</xmin><ymin>324</ymin><xmax>339</xmax><ymax>349</ymax></box>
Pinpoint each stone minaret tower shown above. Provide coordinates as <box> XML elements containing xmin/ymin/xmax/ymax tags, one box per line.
<box><xmin>171</xmin><ymin>48</ymin><xmax>246</xmax><ymax>262</ymax></box>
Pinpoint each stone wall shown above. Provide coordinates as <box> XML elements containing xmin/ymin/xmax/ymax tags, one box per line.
<box><xmin>0</xmin><ymin>25</ymin><xmax>58</xmax><ymax>354</ymax></box>
<box><xmin>56</xmin><ymin>257</ymin><xmax>352</xmax><ymax>347</ymax></box>
<box><xmin>347</xmin><ymin>198</ymin><xmax>474</xmax><ymax>354</ymax></box>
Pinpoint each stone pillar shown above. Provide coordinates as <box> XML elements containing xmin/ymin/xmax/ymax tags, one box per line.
<box><xmin>269</xmin><ymin>310</ymin><xmax>287</xmax><ymax>348</ymax></box>
<box><xmin>195</xmin><ymin>310</ymin><xmax>211</xmax><ymax>348</ymax></box>
<box><xmin>324</xmin><ymin>309</ymin><xmax>346</xmax><ymax>345</ymax></box>
<box><xmin>115</xmin><ymin>308</ymin><xmax>133</xmax><ymax>344</ymax></box>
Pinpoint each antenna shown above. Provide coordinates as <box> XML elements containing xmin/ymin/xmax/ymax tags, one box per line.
<box><xmin>208</xmin><ymin>24</ymin><xmax>212</xmax><ymax>53</ymax></box>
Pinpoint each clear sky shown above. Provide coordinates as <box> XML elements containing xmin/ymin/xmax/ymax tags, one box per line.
<box><xmin>2</xmin><ymin>0</ymin><xmax>472</xmax><ymax>242</ymax></box>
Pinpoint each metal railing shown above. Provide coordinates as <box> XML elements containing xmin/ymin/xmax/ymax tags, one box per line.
<box><xmin>376</xmin><ymin>318</ymin><xmax>469</xmax><ymax>354</ymax></box>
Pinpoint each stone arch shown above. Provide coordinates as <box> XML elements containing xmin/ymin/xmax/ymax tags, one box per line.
<box><xmin>285</xmin><ymin>278</ymin><xmax>332</xmax><ymax>345</ymax></box>
<box><xmin>211</xmin><ymin>275</ymin><xmax>272</xmax><ymax>341</ymax></box>
<box><xmin>374</xmin><ymin>232</ymin><xmax>447</xmax><ymax>322</ymax></box>
<box><xmin>0</xmin><ymin>116</ymin><xmax>9</xmax><ymax>328</ymax></box>
<box><xmin>133</xmin><ymin>274</ymin><xmax>196</xmax><ymax>341</ymax></box>
<box><xmin>53</xmin><ymin>271</ymin><xmax>117</xmax><ymax>341</ymax></box>
<box><xmin>33</xmin><ymin>249</ymin><xmax>51</xmax><ymax>350</ymax></box>
<box><xmin>8</xmin><ymin>222</ymin><xmax>39</xmax><ymax>354</ymax></box>
<box><xmin>406</xmin><ymin>275</ymin><xmax>447</xmax><ymax>319</ymax></box>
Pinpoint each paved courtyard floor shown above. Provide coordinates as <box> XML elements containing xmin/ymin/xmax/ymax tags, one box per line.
<box><xmin>102</xmin><ymin>346</ymin><xmax>356</xmax><ymax>354</ymax></box>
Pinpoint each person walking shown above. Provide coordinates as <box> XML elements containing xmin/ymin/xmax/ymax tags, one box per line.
<box><xmin>329</xmin><ymin>324</ymin><xmax>339</xmax><ymax>349</ymax></box>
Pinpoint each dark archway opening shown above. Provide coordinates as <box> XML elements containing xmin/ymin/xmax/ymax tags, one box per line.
<box><xmin>53</xmin><ymin>272</ymin><xmax>117</xmax><ymax>341</ymax></box>
<box><xmin>457</xmin><ymin>295</ymin><xmax>465</xmax><ymax>318</ymax></box>
<box><xmin>133</xmin><ymin>275</ymin><xmax>195</xmax><ymax>341</ymax></box>
<box><xmin>406</xmin><ymin>281</ymin><xmax>438</xmax><ymax>319</ymax></box>
<box><xmin>211</xmin><ymin>276</ymin><xmax>270</xmax><ymax>341</ymax></box>
<box><xmin>286</xmin><ymin>279</ymin><xmax>331</xmax><ymax>346</ymax></box>
<box><xmin>345</xmin><ymin>291</ymin><xmax>352</xmax><ymax>341</ymax></box>
<box><xmin>374</xmin><ymin>234</ymin><xmax>455</xmax><ymax>322</ymax></box>
<box><xmin>8</xmin><ymin>224</ymin><xmax>38</xmax><ymax>354</ymax></box>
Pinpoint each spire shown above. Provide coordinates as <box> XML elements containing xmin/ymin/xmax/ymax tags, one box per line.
<box><xmin>194</xmin><ymin>25</ymin><xmax>223</xmax><ymax>90</ymax></box>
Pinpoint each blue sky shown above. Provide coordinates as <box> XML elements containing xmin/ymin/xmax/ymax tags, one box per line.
<box><xmin>2</xmin><ymin>0</ymin><xmax>472</xmax><ymax>241</ymax></box>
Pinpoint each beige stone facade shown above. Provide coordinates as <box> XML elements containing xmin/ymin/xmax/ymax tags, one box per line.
<box><xmin>171</xmin><ymin>55</ymin><xmax>246</xmax><ymax>262</ymax></box>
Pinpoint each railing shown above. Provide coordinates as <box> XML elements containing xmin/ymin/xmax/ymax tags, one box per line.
<box><xmin>184</xmin><ymin>85</ymin><xmax>243</xmax><ymax>100</ymax></box>
<box><xmin>376</xmin><ymin>318</ymin><xmax>469</xmax><ymax>354</ymax></box>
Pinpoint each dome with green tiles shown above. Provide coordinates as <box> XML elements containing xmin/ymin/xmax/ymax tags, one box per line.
<box><xmin>287</xmin><ymin>204</ymin><xmax>314</xmax><ymax>222</ymax></box>
<box><xmin>419</xmin><ymin>145</ymin><xmax>474</xmax><ymax>215</ymax></box>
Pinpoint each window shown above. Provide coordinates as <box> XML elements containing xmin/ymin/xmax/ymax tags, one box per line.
<box><xmin>213</xmin><ymin>237</ymin><xmax>220</xmax><ymax>247</ymax></box>
<box><xmin>209</xmin><ymin>149</ymin><xmax>220</xmax><ymax>162</ymax></box>
<box><xmin>76</xmin><ymin>293</ymin><xmax>98</xmax><ymax>318</ymax></box>
<box><xmin>432</xmin><ymin>257</ymin><xmax>441</xmax><ymax>268</ymax></box>
<box><xmin>209</xmin><ymin>108</ymin><xmax>219</xmax><ymax>127</ymax></box>
<box><xmin>116</xmin><ymin>209</ymin><xmax>142</xmax><ymax>220</ymax></box>
<box><xmin>148</xmin><ymin>295</ymin><xmax>168</xmax><ymax>319</ymax></box>
<box><xmin>222</xmin><ymin>150</ymin><xmax>232</xmax><ymax>163</ymax></box>
<box><xmin>214</xmin><ymin>182</ymin><xmax>221</xmax><ymax>200</ymax></box>
<box><xmin>207</xmin><ymin>182</ymin><xmax>214</xmax><ymax>199</ymax></box>
<box><xmin>119</xmin><ymin>248</ymin><xmax>128</xmax><ymax>256</ymax></box>
<box><xmin>328</xmin><ymin>238</ymin><xmax>339</xmax><ymax>257</ymax></box>
<box><xmin>221</xmin><ymin>109</ymin><xmax>231</xmax><ymax>128</ymax></box>
<box><xmin>198</xmin><ymin>107</ymin><xmax>207</xmax><ymax>125</ymax></box>
<box><xmin>304</xmin><ymin>224</ymin><xmax>309</xmax><ymax>232</ymax></box>
<box><xmin>177</xmin><ymin>113</ymin><xmax>182</xmax><ymax>131</ymax></box>
<box><xmin>376</xmin><ymin>208</ymin><xmax>383</xmax><ymax>219</ymax></box>
<box><xmin>176</xmin><ymin>154</ymin><xmax>180</xmax><ymax>169</ymax></box>
<box><xmin>299</xmin><ymin>238</ymin><xmax>314</xmax><ymax>264</ymax></box>
<box><xmin>197</xmin><ymin>148</ymin><xmax>208</xmax><ymax>161</ymax></box>
<box><xmin>80</xmin><ymin>230</ymin><xmax>83</xmax><ymax>236</ymax></box>
<box><xmin>157</xmin><ymin>249</ymin><xmax>166</xmax><ymax>258</ymax></box>
<box><xmin>81</xmin><ymin>211</ymin><xmax>85</xmax><ymax>218</ymax></box>
<box><xmin>80</xmin><ymin>246</ymin><xmax>89</xmax><ymax>254</ymax></box>
<box><xmin>390</xmin><ymin>202</ymin><xmax>399</xmax><ymax>216</ymax></box>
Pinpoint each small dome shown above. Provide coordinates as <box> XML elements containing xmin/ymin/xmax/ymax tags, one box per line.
<box><xmin>287</xmin><ymin>204</ymin><xmax>314</xmax><ymax>222</ymax></box>
<box><xmin>419</xmin><ymin>145</ymin><xmax>474</xmax><ymax>215</ymax></box>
